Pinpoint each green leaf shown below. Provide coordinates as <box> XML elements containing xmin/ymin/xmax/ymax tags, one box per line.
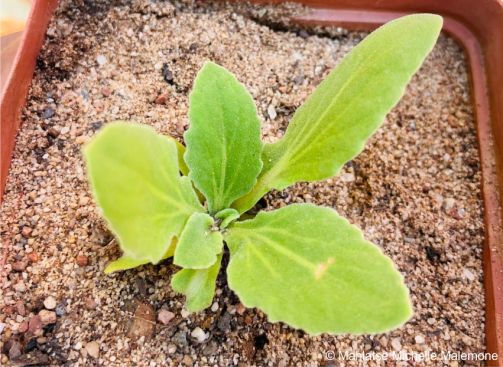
<box><xmin>170</xmin><ymin>137</ymin><xmax>189</xmax><ymax>176</ymax></box>
<box><xmin>171</xmin><ymin>254</ymin><xmax>222</xmax><ymax>312</ymax></box>
<box><xmin>215</xmin><ymin>208</ymin><xmax>240</xmax><ymax>229</ymax></box>
<box><xmin>84</xmin><ymin>122</ymin><xmax>203</xmax><ymax>264</ymax></box>
<box><xmin>174</xmin><ymin>212</ymin><xmax>223</xmax><ymax>269</ymax></box>
<box><xmin>225</xmin><ymin>204</ymin><xmax>412</xmax><ymax>334</ymax></box>
<box><xmin>233</xmin><ymin>14</ymin><xmax>443</xmax><ymax>213</ymax></box>
<box><xmin>185</xmin><ymin>61</ymin><xmax>263</xmax><ymax>213</ymax></box>
<box><xmin>104</xmin><ymin>238</ymin><xmax>177</xmax><ymax>274</ymax></box>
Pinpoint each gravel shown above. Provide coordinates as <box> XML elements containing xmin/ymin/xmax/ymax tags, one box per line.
<box><xmin>0</xmin><ymin>0</ymin><xmax>485</xmax><ymax>366</ymax></box>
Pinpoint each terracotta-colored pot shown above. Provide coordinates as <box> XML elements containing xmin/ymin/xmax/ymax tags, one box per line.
<box><xmin>1</xmin><ymin>0</ymin><xmax>501</xmax><ymax>364</ymax></box>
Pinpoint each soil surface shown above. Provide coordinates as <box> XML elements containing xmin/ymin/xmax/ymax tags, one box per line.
<box><xmin>0</xmin><ymin>1</ymin><xmax>486</xmax><ymax>366</ymax></box>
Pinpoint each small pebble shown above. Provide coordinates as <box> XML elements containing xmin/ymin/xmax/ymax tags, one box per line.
<box><xmin>84</xmin><ymin>297</ymin><xmax>98</xmax><ymax>310</ymax></box>
<box><xmin>18</xmin><ymin>321</ymin><xmax>29</xmax><ymax>333</ymax></box>
<box><xmin>415</xmin><ymin>334</ymin><xmax>425</xmax><ymax>344</ymax></box>
<box><xmin>167</xmin><ymin>344</ymin><xmax>177</xmax><ymax>353</ymax></box>
<box><xmin>191</xmin><ymin>327</ymin><xmax>207</xmax><ymax>343</ymax></box>
<box><xmin>85</xmin><ymin>341</ymin><xmax>100</xmax><ymax>359</ymax></box>
<box><xmin>39</xmin><ymin>310</ymin><xmax>57</xmax><ymax>325</ymax></box>
<box><xmin>236</xmin><ymin>303</ymin><xmax>246</xmax><ymax>315</ymax></box>
<box><xmin>76</xmin><ymin>255</ymin><xmax>89</xmax><ymax>267</ymax></box>
<box><xmin>210</xmin><ymin>302</ymin><xmax>219</xmax><ymax>312</ymax></box>
<box><xmin>267</xmin><ymin>105</ymin><xmax>277</xmax><ymax>119</ymax></box>
<box><xmin>101</xmin><ymin>86</ymin><xmax>112</xmax><ymax>97</ymax></box>
<box><xmin>180</xmin><ymin>309</ymin><xmax>190</xmax><ymax>318</ymax></box>
<box><xmin>11</xmin><ymin>261</ymin><xmax>27</xmax><ymax>271</ymax></box>
<box><xmin>462</xmin><ymin>268</ymin><xmax>476</xmax><ymax>281</ymax></box>
<box><xmin>157</xmin><ymin>309</ymin><xmax>175</xmax><ymax>325</ymax></box>
<box><xmin>155</xmin><ymin>93</ymin><xmax>168</xmax><ymax>105</ymax></box>
<box><xmin>14</xmin><ymin>281</ymin><xmax>26</xmax><ymax>292</ymax></box>
<box><xmin>443</xmin><ymin>197</ymin><xmax>455</xmax><ymax>210</ymax></box>
<box><xmin>28</xmin><ymin>315</ymin><xmax>42</xmax><ymax>333</ymax></box>
<box><xmin>27</xmin><ymin>252</ymin><xmax>39</xmax><ymax>263</ymax></box>
<box><xmin>182</xmin><ymin>355</ymin><xmax>193</xmax><ymax>366</ymax></box>
<box><xmin>172</xmin><ymin>330</ymin><xmax>187</xmax><ymax>346</ymax></box>
<box><xmin>391</xmin><ymin>337</ymin><xmax>402</xmax><ymax>351</ymax></box>
<box><xmin>55</xmin><ymin>302</ymin><xmax>66</xmax><ymax>316</ymax></box>
<box><xmin>41</xmin><ymin>108</ymin><xmax>55</xmax><ymax>119</ymax></box>
<box><xmin>9</xmin><ymin>341</ymin><xmax>22</xmax><ymax>360</ymax></box>
<box><xmin>96</xmin><ymin>55</ymin><xmax>107</xmax><ymax>66</ymax></box>
<box><xmin>47</xmin><ymin>127</ymin><xmax>60</xmax><ymax>138</ymax></box>
<box><xmin>43</xmin><ymin>296</ymin><xmax>57</xmax><ymax>310</ymax></box>
<box><xmin>21</xmin><ymin>226</ymin><xmax>32</xmax><ymax>237</ymax></box>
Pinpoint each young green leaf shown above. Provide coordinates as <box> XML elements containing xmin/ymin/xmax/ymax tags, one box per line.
<box><xmin>171</xmin><ymin>255</ymin><xmax>222</xmax><ymax>312</ymax></box>
<box><xmin>174</xmin><ymin>212</ymin><xmax>223</xmax><ymax>269</ymax></box>
<box><xmin>104</xmin><ymin>238</ymin><xmax>177</xmax><ymax>274</ymax></box>
<box><xmin>84</xmin><ymin>122</ymin><xmax>203</xmax><ymax>264</ymax></box>
<box><xmin>233</xmin><ymin>14</ymin><xmax>443</xmax><ymax>213</ymax></box>
<box><xmin>225</xmin><ymin>204</ymin><xmax>412</xmax><ymax>334</ymax></box>
<box><xmin>215</xmin><ymin>208</ymin><xmax>240</xmax><ymax>229</ymax></box>
<box><xmin>185</xmin><ymin>62</ymin><xmax>263</xmax><ymax>213</ymax></box>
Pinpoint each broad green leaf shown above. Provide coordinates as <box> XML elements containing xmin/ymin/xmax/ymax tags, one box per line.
<box><xmin>171</xmin><ymin>254</ymin><xmax>222</xmax><ymax>312</ymax></box>
<box><xmin>233</xmin><ymin>14</ymin><xmax>443</xmax><ymax>213</ymax></box>
<box><xmin>84</xmin><ymin>122</ymin><xmax>203</xmax><ymax>264</ymax></box>
<box><xmin>174</xmin><ymin>212</ymin><xmax>223</xmax><ymax>269</ymax></box>
<box><xmin>185</xmin><ymin>61</ymin><xmax>263</xmax><ymax>213</ymax></box>
<box><xmin>215</xmin><ymin>208</ymin><xmax>240</xmax><ymax>229</ymax></box>
<box><xmin>104</xmin><ymin>238</ymin><xmax>177</xmax><ymax>274</ymax></box>
<box><xmin>225</xmin><ymin>204</ymin><xmax>412</xmax><ymax>334</ymax></box>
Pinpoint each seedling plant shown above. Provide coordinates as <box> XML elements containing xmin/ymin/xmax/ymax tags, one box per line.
<box><xmin>84</xmin><ymin>14</ymin><xmax>442</xmax><ymax>334</ymax></box>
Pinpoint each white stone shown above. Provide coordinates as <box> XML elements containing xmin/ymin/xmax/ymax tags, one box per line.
<box><xmin>340</xmin><ymin>173</ymin><xmax>355</xmax><ymax>182</ymax></box>
<box><xmin>14</xmin><ymin>281</ymin><xmax>26</xmax><ymax>292</ymax></box>
<box><xmin>462</xmin><ymin>268</ymin><xmax>475</xmax><ymax>281</ymax></box>
<box><xmin>443</xmin><ymin>197</ymin><xmax>455</xmax><ymax>210</ymax></box>
<box><xmin>191</xmin><ymin>327</ymin><xmax>207</xmax><ymax>343</ymax></box>
<box><xmin>96</xmin><ymin>55</ymin><xmax>107</xmax><ymax>66</ymax></box>
<box><xmin>267</xmin><ymin>105</ymin><xmax>277</xmax><ymax>120</ymax></box>
<box><xmin>44</xmin><ymin>296</ymin><xmax>57</xmax><ymax>310</ymax></box>
<box><xmin>415</xmin><ymin>334</ymin><xmax>425</xmax><ymax>344</ymax></box>
<box><xmin>210</xmin><ymin>302</ymin><xmax>219</xmax><ymax>312</ymax></box>
<box><xmin>180</xmin><ymin>309</ymin><xmax>190</xmax><ymax>318</ymax></box>
<box><xmin>391</xmin><ymin>337</ymin><xmax>402</xmax><ymax>351</ymax></box>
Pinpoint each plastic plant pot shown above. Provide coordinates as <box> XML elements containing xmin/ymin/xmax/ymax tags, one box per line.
<box><xmin>0</xmin><ymin>1</ymin><xmax>501</xmax><ymax>364</ymax></box>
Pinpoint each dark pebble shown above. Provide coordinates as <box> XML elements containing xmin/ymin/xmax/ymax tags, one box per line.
<box><xmin>293</xmin><ymin>74</ymin><xmax>304</xmax><ymax>85</ymax></box>
<box><xmin>172</xmin><ymin>330</ymin><xmax>188</xmax><ymax>346</ymax></box>
<box><xmin>217</xmin><ymin>312</ymin><xmax>232</xmax><ymax>332</ymax></box>
<box><xmin>25</xmin><ymin>338</ymin><xmax>38</xmax><ymax>353</ymax></box>
<box><xmin>42</xmin><ymin>108</ymin><xmax>55</xmax><ymax>119</ymax></box>
<box><xmin>55</xmin><ymin>301</ymin><xmax>66</xmax><ymax>316</ymax></box>
<box><xmin>47</xmin><ymin>127</ymin><xmax>60</xmax><ymax>138</ymax></box>
<box><xmin>162</xmin><ymin>62</ymin><xmax>174</xmax><ymax>85</ymax></box>
<box><xmin>298</xmin><ymin>29</ymin><xmax>309</xmax><ymax>39</ymax></box>
<box><xmin>90</xmin><ymin>121</ymin><xmax>103</xmax><ymax>131</ymax></box>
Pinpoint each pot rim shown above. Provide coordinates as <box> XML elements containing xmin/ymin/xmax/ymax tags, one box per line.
<box><xmin>0</xmin><ymin>1</ymin><xmax>501</xmax><ymax>364</ymax></box>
